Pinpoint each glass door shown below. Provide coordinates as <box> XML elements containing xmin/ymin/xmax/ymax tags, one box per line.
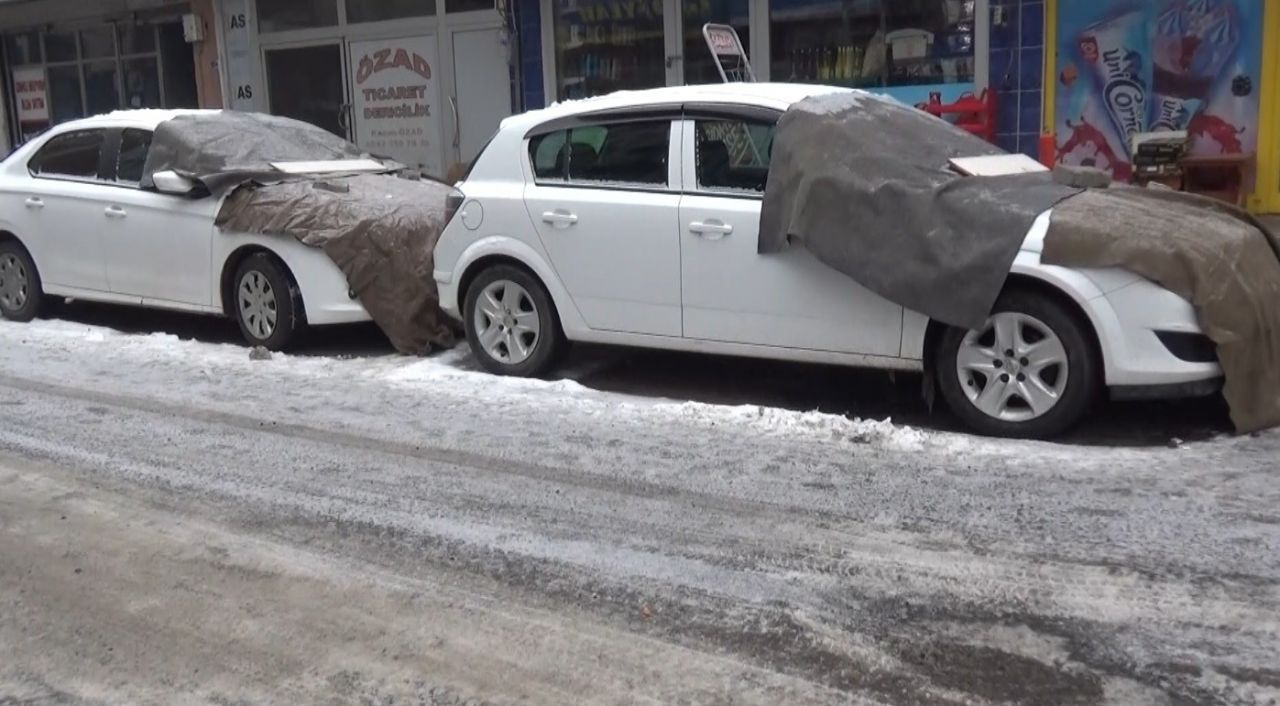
<box><xmin>681</xmin><ymin>0</ymin><xmax>751</xmax><ymax>85</ymax></box>
<box><xmin>263</xmin><ymin>41</ymin><xmax>348</xmax><ymax>138</ymax></box>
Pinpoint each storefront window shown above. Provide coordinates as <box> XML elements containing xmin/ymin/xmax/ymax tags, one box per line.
<box><xmin>345</xmin><ymin>0</ymin><xmax>434</xmax><ymax>22</ymax></box>
<box><xmin>5</xmin><ymin>31</ymin><xmax>42</xmax><ymax>66</ymax></box>
<box><xmin>84</xmin><ymin>61</ymin><xmax>119</xmax><ymax>116</ymax></box>
<box><xmin>683</xmin><ymin>0</ymin><xmax>750</xmax><ymax>85</ymax></box>
<box><xmin>119</xmin><ymin>24</ymin><xmax>158</xmax><ymax>55</ymax></box>
<box><xmin>47</xmin><ymin>65</ymin><xmax>83</xmax><ymax>123</ymax></box>
<box><xmin>123</xmin><ymin>58</ymin><xmax>161</xmax><ymax>109</ymax></box>
<box><xmin>44</xmin><ymin>31</ymin><xmax>78</xmax><ymax>63</ymax></box>
<box><xmin>553</xmin><ymin>0</ymin><xmax>666</xmax><ymax>100</ymax></box>
<box><xmin>769</xmin><ymin>0</ymin><xmax>974</xmax><ymax>87</ymax></box>
<box><xmin>257</xmin><ymin>0</ymin><xmax>339</xmax><ymax>32</ymax></box>
<box><xmin>80</xmin><ymin>27</ymin><xmax>116</xmax><ymax>60</ymax></box>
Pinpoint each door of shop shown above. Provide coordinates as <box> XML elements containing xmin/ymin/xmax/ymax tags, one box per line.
<box><xmin>263</xmin><ymin>41</ymin><xmax>349</xmax><ymax>138</ymax></box>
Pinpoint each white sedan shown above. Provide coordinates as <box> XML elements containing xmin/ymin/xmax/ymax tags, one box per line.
<box><xmin>433</xmin><ymin>83</ymin><xmax>1222</xmax><ymax>438</ymax></box>
<box><xmin>0</xmin><ymin>110</ymin><xmax>369</xmax><ymax>349</ymax></box>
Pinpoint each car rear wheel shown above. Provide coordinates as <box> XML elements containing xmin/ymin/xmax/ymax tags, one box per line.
<box><xmin>233</xmin><ymin>253</ymin><xmax>303</xmax><ymax>351</ymax></box>
<box><xmin>0</xmin><ymin>241</ymin><xmax>43</xmax><ymax>323</ymax></box>
<box><xmin>936</xmin><ymin>290</ymin><xmax>1100</xmax><ymax>439</ymax></box>
<box><xmin>464</xmin><ymin>264</ymin><xmax>566</xmax><ymax>377</ymax></box>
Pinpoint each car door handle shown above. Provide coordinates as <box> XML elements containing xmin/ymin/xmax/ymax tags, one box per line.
<box><xmin>541</xmin><ymin>210</ymin><xmax>578</xmax><ymax>227</ymax></box>
<box><xmin>24</xmin><ymin>197</ymin><xmax>43</xmax><ymax>210</ymax></box>
<box><xmin>689</xmin><ymin>221</ymin><xmax>733</xmax><ymax>239</ymax></box>
<box><xmin>104</xmin><ymin>206</ymin><xmax>127</xmax><ymax>219</ymax></box>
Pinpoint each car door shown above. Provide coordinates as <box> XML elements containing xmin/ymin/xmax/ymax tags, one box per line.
<box><xmin>98</xmin><ymin>128</ymin><xmax>220</xmax><ymax>306</ymax></box>
<box><xmin>677</xmin><ymin>113</ymin><xmax>903</xmax><ymax>358</ymax></box>
<box><xmin>522</xmin><ymin>117</ymin><xmax>682</xmax><ymax>337</ymax></box>
<box><xmin>18</xmin><ymin>129</ymin><xmax>113</xmax><ymax>292</ymax></box>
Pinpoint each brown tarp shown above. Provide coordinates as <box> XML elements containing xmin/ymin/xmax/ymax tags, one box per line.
<box><xmin>1044</xmin><ymin>187</ymin><xmax>1280</xmax><ymax>433</ymax></box>
<box><xmin>217</xmin><ymin>174</ymin><xmax>457</xmax><ymax>354</ymax></box>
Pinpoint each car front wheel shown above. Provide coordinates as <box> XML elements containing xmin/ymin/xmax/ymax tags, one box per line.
<box><xmin>233</xmin><ymin>253</ymin><xmax>304</xmax><ymax>351</ymax></box>
<box><xmin>464</xmin><ymin>264</ymin><xmax>565</xmax><ymax>377</ymax></box>
<box><xmin>936</xmin><ymin>290</ymin><xmax>1100</xmax><ymax>439</ymax></box>
<box><xmin>0</xmin><ymin>241</ymin><xmax>44</xmax><ymax>323</ymax></box>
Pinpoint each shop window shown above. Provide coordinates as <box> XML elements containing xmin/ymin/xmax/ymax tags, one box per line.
<box><xmin>29</xmin><ymin>129</ymin><xmax>105</xmax><ymax>179</ymax></box>
<box><xmin>123</xmin><ymin>58</ymin><xmax>161</xmax><ymax>109</ymax></box>
<box><xmin>257</xmin><ymin>0</ymin><xmax>339</xmax><ymax>32</ymax></box>
<box><xmin>47</xmin><ymin>65</ymin><xmax>84</xmax><ymax>123</ymax></box>
<box><xmin>84</xmin><ymin>61</ymin><xmax>120</xmax><ymax>117</ymax></box>
<box><xmin>5</xmin><ymin>31</ymin><xmax>42</xmax><ymax>66</ymax></box>
<box><xmin>44</xmin><ymin>31</ymin><xmax>78</xmax><ymax>62</ymax></box>
<box><xmin>346</xmin><ymin>0</ymin><xmax>434</xmax><ymax>22</ymax></box>
<box><xmin>530</xmin><ymin>121</ymin><xmax>669</xmax><ymax>186</ymax></box>
<box><xmin>119</xmin><ymin>24</ymin><xmax>158</xmax><ymax>55</ymax></box>
<box><xmin>79</xmin><ymin>26</ymin><xmax>115</xmax><ymax>60</ymax></box>
<box><xmin>116</xmin><ymin>129</ymin><xmax>153</xmax><ymax>184</ymax></box>
<box><xmin>769</xmin><ymin>0</ymin><xmax>974</xmax><ymax>87</ymax></box>
<box><xmin>552</xmin><ymin>0</ymin><xmax>666</xmax><ymax>100</ymax></box>
<box><xmin>158</xmin><ymin>23</ymin><xmax>200</xmax><ymax>108</ymax></box>
<box><xmin>682</xmin><ymin>0</ymin><xmax>750</xmax><ymax>85</ymax></box>
<box><xmin>446</xmin><ymin>0</ymin><xmax>494</xmax><ymax>13</ymax></box>
<box><xmin>694</xmin><ymin>119</ymin><xmax>773</xmax><ymax>193</ymax></box>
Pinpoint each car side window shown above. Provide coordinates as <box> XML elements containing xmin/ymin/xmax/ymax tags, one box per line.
<box><xmin>529</xmin><ymin>121</ymin><xmax>670</xmax><ymax>187</ymax></box>
<box><xmin>694</xmin><ymin>119</ymin><xmax>775</xmax><ymax>194</ymax></box>
<box><xmin>116</xmin><ymin>129</ymin><xmax>153</xmax><ymax>185</ymax></box>
<box><xmin>28</xmin><ymin>129</ymin><xmax>107</xmax><ymax>180</ymax></box>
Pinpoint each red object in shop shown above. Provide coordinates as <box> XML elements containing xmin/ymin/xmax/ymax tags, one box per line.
<box><xmin>1039</xmin><ymin>134</ymin><xmax>1057</xmax><ymax>166</ymax></box>
<box><xmin>921</xmin><ymin>89</ymin><xmax>997</xmax><ymax>144</ymax></box>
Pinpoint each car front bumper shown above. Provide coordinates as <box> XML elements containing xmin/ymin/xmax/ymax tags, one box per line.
<box><xmin>1089</xmin><ymin>277</ymin><xmax>1222</xmax><ymax>389</ymax></box>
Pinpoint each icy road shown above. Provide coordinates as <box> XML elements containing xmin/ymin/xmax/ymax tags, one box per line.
<box><xmin>0</xmin><ymin>313</ymin><xmax>1277</xmax><ymax>706</ymax></box>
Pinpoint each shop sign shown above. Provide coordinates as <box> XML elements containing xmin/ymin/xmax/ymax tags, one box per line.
<box><xmin>12</xmin><ymin>66</ymin><xmax>48</xmax><ymax>123</ymax></box>
<box><xmin>702</xmin><ymin>24</ymin><xmax>754</xmax><ymax>82</ymax></box>
<box><xmin>1054</xmin><ymin>0</ymin><xmax>1264</xmax><ymax>179</ymax></box>
<box><xmin>350</xmin><ymin>36</ymin><xmax>442</xmax><ymax>176</ymax></box>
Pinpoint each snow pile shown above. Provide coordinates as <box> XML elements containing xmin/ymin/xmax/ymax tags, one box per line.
<box><xmin>668</xmin><ymin>402</ymin><xmax>930</xmax><ymax>451</ymax></box>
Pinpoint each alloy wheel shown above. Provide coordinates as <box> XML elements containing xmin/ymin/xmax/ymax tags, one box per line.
<box><xmin>956</xmin><ymin>311</ymin><xmax>1070</xmax><ymax>422</ymax></box>
<box><xmin>473</xmin><ymin>279</ymin><xmax>540</xmax><ymax>365</ymax></box>
<box><xmin>238</xmin><ymin>270</ymin><xmax>278</xmax><ymax>340</ymax></box>
<box><xmin>0</xmin><ymin>253</ymin><xmax>29</xmax><ymax>312</ymax></box>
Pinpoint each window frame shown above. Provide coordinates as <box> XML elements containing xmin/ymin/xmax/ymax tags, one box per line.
<box><xmin>26</xmin><ymin>127</ymin><xmax>112</xmax><ymax>184</ymax></box>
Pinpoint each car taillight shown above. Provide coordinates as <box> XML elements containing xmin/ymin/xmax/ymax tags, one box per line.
<box><xmin>445</xmin><ymin>188</ymin><xmax>465</xmax><ymax>225</ymax></box>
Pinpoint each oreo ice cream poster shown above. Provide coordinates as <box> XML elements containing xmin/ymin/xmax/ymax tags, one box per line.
<box><xmin>1054</xmin><ymin>0</ymin><xmax>1263</xmax><ymax>179</ymax></box>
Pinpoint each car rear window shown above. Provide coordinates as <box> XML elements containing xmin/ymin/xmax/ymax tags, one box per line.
<box><xmin>529</xmin><ymin>121</ymin><xmax>669</xmax><ymax>187</ymax></box>
<box><xmin>29</xmin><ymin>129</ymin><xmax>106</xmax><ymax>179</ymax></box>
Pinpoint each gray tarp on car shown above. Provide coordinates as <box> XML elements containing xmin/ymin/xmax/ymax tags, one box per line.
<box><xmin>759</xmin><ymin>91</ymin><xmax>1081</xmax><ymax>331</ymax></box>
<box><xmin>142</xmin><ymin>112</ymin><xmax>455</xmax><ymax>354</ymax></box>
<box><xmin>761</xmin><ymin>91</ymin><xmax>1280</xmax><ymax>432</ymax></box>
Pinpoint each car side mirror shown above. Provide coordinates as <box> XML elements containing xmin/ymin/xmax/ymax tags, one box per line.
<box><xmin>151</xmin><ymin>170</ymin><xmax>197</xmax><ymax>195</ymax></box>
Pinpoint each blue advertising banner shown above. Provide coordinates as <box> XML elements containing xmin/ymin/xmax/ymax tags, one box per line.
<box><xmin>1054</xmin><ymin>0</ymin><xmax>1263</xmax><ymax>179</ymax></box>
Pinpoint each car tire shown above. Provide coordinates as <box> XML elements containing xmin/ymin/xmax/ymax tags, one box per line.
<box><xmin>936</xmin><ymin>289</ymin><xmax>1100</xmax><ymax>439</ymax></box>
<box><xmin>464</xmin><ymin>264</ymin><xmax>566</xmax><ymax>377</ymax></box>
<box><xmin>232</xmin><ymin>253</ymin><xmax>304</xmax><ymax>351</ymax></box>
<box><xmin>0</xmin><ymin>240</ymin><xmax>44</xmax><ymax>323</ymax></box>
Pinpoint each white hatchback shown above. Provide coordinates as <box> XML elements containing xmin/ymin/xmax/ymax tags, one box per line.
<box><xmin>0</xmin><ymin>110</ymin><xmax>370</xmax><ymax>349</ymax></box>
<box><xmin>433</xmin><ymin>84</ymin><xmax>1223</xmax><ymax>438</ymax></box>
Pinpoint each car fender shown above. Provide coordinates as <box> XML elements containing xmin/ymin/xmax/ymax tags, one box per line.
<box><xmin>447</xmin><ymin>234</ymin><xmax>590</xmax><ymax>335</ymax></box>
<box><xmin>902</xmin><ymin>254</ymin><xmax>1127</xmax><ymax>382</ymax></box>
<box><xmin>212</xmin><ymin>231</ymin><xmax>354</xmax><ymax>317</ymax></box>
<box><xmin>0</xmin><ymin>217</ymin><xmax>41</xmax><ymax>270</ymax></box>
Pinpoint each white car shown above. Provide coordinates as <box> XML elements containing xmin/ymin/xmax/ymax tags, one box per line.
<box><xmin>434</xmin><ymin>83</ymin><xmax>1222</xmax><ymax>438</ymax></box>
<box><xmin>0</xmin><ymin>109</ymin><xmax>370</xmax><ymax>349</ymax></box>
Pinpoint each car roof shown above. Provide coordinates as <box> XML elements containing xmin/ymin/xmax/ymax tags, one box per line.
<box><xmin>502</xmin><ymin>82</ymin><xmax>854</xmax><ymax>131</ymax></box>
<box><xmin>55</xmin><ymin>108</ymin><xmax>222</xmax><ymax>131</ymax></box>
